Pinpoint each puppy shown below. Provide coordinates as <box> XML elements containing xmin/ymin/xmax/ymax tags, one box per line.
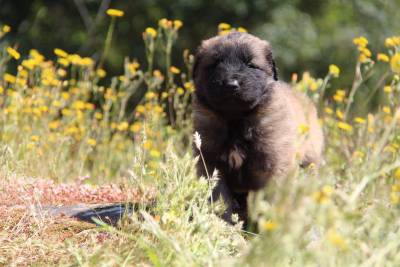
<box><xmin>192</xmin><ymin>32</ymin><xmax>323</xmax><ymax>224</ymax></box>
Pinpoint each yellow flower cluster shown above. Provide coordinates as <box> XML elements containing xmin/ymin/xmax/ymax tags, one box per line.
<box><xmin>159</xmin><ymin>18</ymin><xmax>183</xmax><ymax>30</ymax></box>
<box><xmin>385</xmin><ymin>36</ymin><xmax>400</xmax><ymax>48</ymax></box>
<box><xmin>294</xmin><ymin>72</ymin><xmax>323</xmax><ymax>92</ymax></box>
<box><xmin>326</xmin><ymin>229</ymin><xmax>347</xmax><ymax>250</ymax></box>
<box><xmin>218</xmin><ymin>22</ymin><xmax>247</xmax><ymax>36</ymax></box>
<box><xmin>353</xmin><ymin>36</ymin><xmax>372</xmax><ymax>63</ymax></box>
<box><xmin>332</xmin><ymin>89</ymin><xmax>346</xmax><ymax>103</ymax></box>
<box><xmin>313</xmin><ymin>185</ymin><xmax>334</xmax><ymax>204</ymax></box>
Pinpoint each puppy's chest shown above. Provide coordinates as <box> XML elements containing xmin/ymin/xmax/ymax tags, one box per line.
<box><xmin>220</xmin><ymin>120</ymin><xmax>256</xmax><ymax>170</ymax></box>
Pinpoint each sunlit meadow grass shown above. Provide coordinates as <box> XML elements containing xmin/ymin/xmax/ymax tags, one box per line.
<box><xmin>1</xmin><ymin>12</ymin><xmax>400</xmax><ymax>266</ymax></box>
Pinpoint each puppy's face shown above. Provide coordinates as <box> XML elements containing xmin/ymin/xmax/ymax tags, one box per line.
<box><xmin>193</xmin><ymin>32</ymin><xmax>278</xmax><ymax>115</ymax></box>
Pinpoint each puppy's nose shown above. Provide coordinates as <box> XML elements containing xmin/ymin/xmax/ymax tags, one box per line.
<box><xmin>224</xmin><ymin>79</ymin><xmax>239</xmax><ymax>90</ymax></box>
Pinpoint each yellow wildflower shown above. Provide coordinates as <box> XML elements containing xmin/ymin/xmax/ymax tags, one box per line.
<box><xmin>161</xmin><ymin>92</ymin><xmax>168</xmax><ymax>99</ymax></box>
<box><xmin>145</xmin><ymin>91</ymin><xmax>156</xmax><ymax>100</ymax></box>
<box><xmin>96</xmin><ymin>68</ymin><xmax>106</xmax><ymax>78</ymax></box>
<box><xmin>22</xmin><ymin>59</ymin><xmax>36</xmax><ymax>70</ymax></box>
<box><xmin>335</xmin><ymin>89</ymin><xmax>346</xmax><ymax>97</ymax></box>
<box><xmin>391</xmin><ymin>192</ymin><xmax>399</xmax><ymax>205</ymax></box>
<box><xmin>72</xmin><ymin>100</ymin><xmax>85</xmax><ymax>110</ymax></box>
<box><xmin>26</xmin><ymin>142</ymin><xmax>35</xmax><ymax>150</ymax></box>
<box><xmin>218</xmin><ymin>23</ymin><xmax>231</xmax><ymax>30</ymax></box>
<box><xmin>61</xmin><ymin>92</ymin><xmax>70</xmax><ymax>100</ymax></box>
<box><xmin>263</xmin><ymin>220</ymin><xmax>278</xmax><ymax>231</ymax></box>
<box><xmin>170</xmin><ymin>66</ymin><xmax>180</xmax><ymax>74</ymax></box>
<box><xmin>385</xmin><ymin>37</ymin><xmax>398</xmax><ymax>48</ymax></box>
<box><xmin>61</xmin><ymin>108</ymin><xmax>72</xmax><ymax>116</ymax></box>
<box><xmin>353</xmin><ymin>150</ymin><xmax>365</xmax><ymax>159</ymax></box>
<box><xmin>31</xmin><ymin>135</ymin><xmax>40</xmax><ymax>142</ymax></box>
<box><xmin>150</xmin><ymin>149</ymin><xmax>161</xmax><ymax>158</ymax></box>
<box><xmin>329</xmin><ymin>64</ymin><xmax>340</xmax><ymax>77</ymax></box>
<box><xmin>384</xmin><ymin>86</ymin><xmax>392</xmax><ymax>93</ymax></box>
<box><xmin>154</xmin><ymin>105</ymin><xmax>163</xmax><ymax>114</ymax></box>
<box><xmin>4</xmin><ymin>73</ymin><xmax>16</xmax><ymax>84</ymax></box>
<box><xmin>298</xmin><ymin>124</ymin><xmax>310</xmax><ymax>135</ymax></box>
<box><xmin>0</xmin><ymin>86</ymin><xmax>3</xmax><ymax>94</ymax></box>
<box><xmin>130</xmin><ymin>122</ymin><xmax>142</xmax><ymax>133</ymax></box>
<box><xmin>79</xmin><ymin>57</ymin><xmax>93</xmax><ymax>66</ymax></box>
<box><xmin>382</xmin><ymin>106</ymin><xmax>391</xmax><ymax>114</ymax></box>
<box><xmin>117</xmin><ymin>121</ymin><xmax>129</xmax><ymax>131</ymax></box>
<box><xmin>237</xmin><ymin>27</ymin><xmax>247</xmax><ymax>33</ymax></box>
<box><xmin>127</xmin><ymin>62</ymin><xmax>140</xmax><ymax>75</ymax></box>
<box><xmin>136</xmin><ymin>105</ymin><xmax>145</xmax><ymax>114</ymax></box>
<box><xmin>94</xmin><ymin>112</ymin><xmax>103</xmax><ymax>120</ymax></box>
<box><xmin>176</xmin><ymin>87</ymin><xmax>184</xmax><ymax>95</ymax></box>
<box><xmin>30</xmin><ymin>49</ymin><xmax>44</xmax><ymax>62</ymax></box>
<box><xmin>219</xmin><ymin>30</ymin><xmax>231</xmax><ymax>36</ymax></box>
<box><xmin>159</xmin><ymin>18</ymin><xmax>170</xmax><ymax>28</ymax></box>
<box><xmin>87</xmin><ymin>138</ymin><xmax>97</xmax><ymax>146</ymax></box>
<box><xmin>57</xmin><ymin>69</ymin><xmax>67</xmax><ymax>77</ymax></box>
<box><xmin>58</xmin><ymin>58</ymin><xmax>69</xmax><ymax>67</ymax></box>
<box><xmin>390</xmin><ymin>53</ymin><xmax>400</xmax><ymax>73</ymax></box>
<box><xmin>173</xmin><ymin>20</ymin><xmax>183</xmax><ymax>29</ymax></box>
<box><xmin>336</xmin><ymin>109</ymin><xmax>344</xmax><ymax>120</ymax></box>
<box><xmin>313</xmin><ymin>185</ymin><xmax>333</xmax><ymax>204</ymax></box>
<box><xmin>143</xmin><ymin>140</ymin><xmax>152</xmax><ymax>150</ymax></box>
<box><xmin>327</xmin><ymin>229</ymin><xmax>347</xmax><ymax>250</ymax></box>
<box><xmin>143</xmin><ymin>27</ymin><xmax>157</xmax><ymax>40</ymax></box>
<box><xmin>359</xmin><ymin>47</ymin><xmax>371</xmax><ymax>57</ymax></box>
<box><xmin>153</xmin><ymin>70</ymin><xmax>163</xmax><ymax>79</ymax></box>
<box><xmin>49</xmin><ymin>120</ymin><xmax>60</xmax><ymax>130</ymax></box>
<box><xmin>377</xmin><ymin>53</ymin><xmax>389</xmax><ymax>62</ymax></box>
<box><xmin>7</xmin><ymin>47</ymin><xmax>20</xmax><ymax>60</ymax></box>
<box><xmin>359</xmin><ymin>54</ymin><xmax>368</xmax><ymax>63</ymax></box>
<box><xmin>333</xmin><ymin>94</ymin><xmax>344</xmax><ymax>103</ymax></box>
<box><xmin>184</xmin><ymin>81</ymin><xmax>194</xmax><ymax>90</ymax></box>
<box><xmin>106</xmin><ymin>8</ymin><xmax>124</xmax><ymax>17</ymax></box>
<box><xmin>392</xmin><ymin>185</ymin><xmax>400</xmax><ymax>192</ymax></box>
<box><xmin>68</xmin><ymin>54</ymin><xmax>82</xmax><ymax>65</ymax></box>
<box><xmin>394</xmin><ymin>168</ymin><xmax>400</xmax><ymax>180</ymax></box>
<box><xmin>2</xmin><ymin>25</ymin><xmax>11</xmax><ymax>33</ymax></box>
<box><xmin>52</xmin><ymin>100</ymin><xmax>62</xmax><ymax>108</ymax></box>
<box><xmin>324</xmin><ymin>107</ymin><xmax>334</xmax><ymax>115</ymax></box>
<box><xmin>353</xmin><ymin>36</ymin><xmax>368</xmax><ymax>48</ymax></box>
<box><xmin>354</xmin><ymin>117</ymin><xmax>366</xmax><ymax>124</ymax></box>
<box><xmin>54</xmin><ymin>48</ymin><xmax>68</xmax><ymax>58</ymax></box>
<box><xmin>337</xmin><ymin>121</ymin><xmax>353</xmax><ymax>132</ymax></box>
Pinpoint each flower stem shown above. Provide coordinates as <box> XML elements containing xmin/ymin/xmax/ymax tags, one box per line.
<box><xmin>98</xmin><ymin>17</ymin><xmax>116</xmax><ymax>69</ymax></box>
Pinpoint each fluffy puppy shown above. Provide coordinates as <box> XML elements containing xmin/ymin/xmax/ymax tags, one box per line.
<box><xmin>192</xmin><ymin>32</ymin><xmax>323</xmax><ymax>223</ymax></box>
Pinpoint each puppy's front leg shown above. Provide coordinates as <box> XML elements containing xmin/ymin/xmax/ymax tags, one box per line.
<box><xmin>211</xmin><ymin>178</ymin><xmax>238</xmax><ymax>224</ymax></box>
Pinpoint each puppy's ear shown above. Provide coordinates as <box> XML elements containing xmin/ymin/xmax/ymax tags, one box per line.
<box><xmin>263</xmin><ymin>41</ymin><xmax>278</xmax><ymax>81</ymax></box>
<box><xmin>266</xmin><ymin>50</ymin><xmax>278</xmax><ymax>81</ymax></box>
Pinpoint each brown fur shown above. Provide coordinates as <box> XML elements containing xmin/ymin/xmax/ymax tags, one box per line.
<box><xmin>192</xmin><ymin>32</ymin><xmax>323</xmax><ymax>224</ymax></box>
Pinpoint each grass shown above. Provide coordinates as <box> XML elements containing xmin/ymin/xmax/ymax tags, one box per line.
<box><xmin>1</xmin><ymin>15</ymin><xmax>400</xmax><ymax>266</ymax></box>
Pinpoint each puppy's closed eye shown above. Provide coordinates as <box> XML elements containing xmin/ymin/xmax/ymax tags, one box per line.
<box><xmin>246</xmin><ymin>62</ymin><xmax>261</xmax><ymax>70</ymax></box>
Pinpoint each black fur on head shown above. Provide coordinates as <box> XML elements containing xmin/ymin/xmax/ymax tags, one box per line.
<box><xmin>193</xmin><ymin>32</ymin><xmax>278</xmax><ymax>116</ymax></box>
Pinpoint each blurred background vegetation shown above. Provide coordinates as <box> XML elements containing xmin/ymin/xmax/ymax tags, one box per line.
<box><xmin>1</xmin><ymin>0</ymin><xmax>399</xmax><ymax>84</ymax></box>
